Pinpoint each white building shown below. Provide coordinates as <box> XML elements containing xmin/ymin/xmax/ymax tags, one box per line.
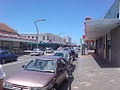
<box><xmin>21</xmin><ymin>33</ymin><xmax>65</xmax><ymax>44</ymax></box>
<box><xmin>65</xmin><ymin>36</ymin><xmax>71</xmax><ymax>44</ymax></box>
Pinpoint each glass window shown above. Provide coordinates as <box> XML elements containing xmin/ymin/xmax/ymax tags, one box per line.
<box><xmin>43</xmin><ymin>36</ymin><xmax>45</xmax><ymax>40</ymax></box>
<box><xmin>65</xmin><ymin>53</ymin><xmax>68</xmax><ymax>59</ymax></box>
<box><xmin>117</xmin><ymin>13</ymin><xmax>119</xmax><ymax>18</ymax></box>
<box><xmin>59</xmin><ymin>59</ymin><xmax>66</xmax><ymax>68</ymax></box>
<box><xmin>32</xmin><ymin>36</ymin><xmax>34</xmax><ymax>38</ymax></box>
<box><xmin>36</xmin><ymin>36</ymin><xmax>38</xmax><ymax>39</ymax></box>
<box><xmin>28</xmin><ymin>36</ymin><xmax>30</xmax><ymax>38</ymax></box>
<box><xmin>54</xmin><ymin>53</ymin><xmax>64</xmax><ymax>57</ymax></box>
<box><xmin>25</xmin><ymin>59</ymin><xmax>57</xmax><ymax>73</ymax></box>
<box><xmin>47</xmin><ymin>36</ymin><xmax>49</xmax><ymax>40</ymax></box>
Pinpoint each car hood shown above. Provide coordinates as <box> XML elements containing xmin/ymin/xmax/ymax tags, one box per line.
<box><xmin>6</xmin><ymin>70</ymin><xmax>56</xmax><ymax>87</ymax></box>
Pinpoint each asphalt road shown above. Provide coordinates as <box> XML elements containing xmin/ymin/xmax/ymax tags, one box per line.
<box><xmin>2</xmin><ymin>55</ymin><xmax>38</xmax><ymax>80</ymax></box>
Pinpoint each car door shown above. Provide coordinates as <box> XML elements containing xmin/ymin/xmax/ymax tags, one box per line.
<box><xmin>2</xmin><ymin>50</ymin><xmax>9</xmax><ymax>61</ymax></box>
<box><xmin>56</xmin><ymin>59</ymin><xmax>67</xmax><ymax>86</ymax></box>
<box><xmin>6</xmin><ymin>50</ymin><xmax>13</xmax><ymax>61</ymax></box>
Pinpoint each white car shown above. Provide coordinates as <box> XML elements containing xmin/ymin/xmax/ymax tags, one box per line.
<box><xmin>44</xmin><ymin>48</ymin><xmax>54</xmax><ymax>55</ymax></box>
<box><xmin>53</xmin><ymin>50</ymin><xmax>72</xmax><ymax>66</ymax></box>
<box><xmin>30</xmin><ymin>49</ymin><xmax>44</xmax><ymax>56</ymax></box>
<box><xmin>23</xmin><ymin>50</ymin><xmax>32</xmax><ymax>54</ymax></box>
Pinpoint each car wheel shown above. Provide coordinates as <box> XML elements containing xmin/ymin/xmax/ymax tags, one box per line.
<box><xmin>1</xmin><ymin>58</ymin><xmax>6</xmax><ymax>64</ymax></box>
<box><xmin>14</xmin><ymin>56</ymin><xmax>18</xmax><ymax>61</ymax></box>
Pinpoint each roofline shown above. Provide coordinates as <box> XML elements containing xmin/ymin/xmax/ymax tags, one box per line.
<box><xmin>104</xmin><ymin>0</ymin><xmax>119</xmax><ymax>18</ymax></box>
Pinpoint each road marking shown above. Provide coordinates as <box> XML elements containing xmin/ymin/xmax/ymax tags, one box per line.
<box><xmin>73</xmin><ymin>86</ymin><xmax>79</xmax><ymax>89</ymax></box>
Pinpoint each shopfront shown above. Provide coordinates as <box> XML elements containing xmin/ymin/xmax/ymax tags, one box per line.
<box><xmin>0</xmin><ymin>35</ymin><xmax>36</xmax><ymax>54</ymax></box>
<box><xmin>84</xmin><ymin>18</ymin><xmax>119</xmax><ymax>63</ymax></box>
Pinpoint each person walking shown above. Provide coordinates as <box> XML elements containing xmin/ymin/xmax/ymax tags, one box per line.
<box><xmin>0</xmin><ymin>64</ymin><xmax>5</xmax><ymax>90</ymax></box>
<box><xmin>82</xmin><ymin>44</ymin><xmax>85</xmax><ymax>55</ymax></box>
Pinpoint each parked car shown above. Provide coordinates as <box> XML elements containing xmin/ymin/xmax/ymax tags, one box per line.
<box><xmin>0</xmin><ymin>50</ymin><xmax>18</xmax><ymax>64</ymax></box>
<box><xmin>69</xmin><ymin>49</ymin><xmax>76</xmax><ymax>61</ymax></box>
<box><xmin>74</xmin><ymin>51</ymin><xmax>79</xmax><ymax>58</ymax></box>
<box><xmin>44</xmin><ymin>48</ymin><xmax>54</xmax><ymax>54</ymax></box>
<box><xmin>30</xmin><ymin>48</ymin><xmax>44</xmax><ymax>56</ymax></box>
<box><xmin>3</xmin><ymin>56</ymin><xmax>68</xmax><ymax>90</ymax></box>
<box><xmin>53</xmin><ymin>50</ymin><xmax>72</xmax><ymax>66</ymax></box>
<box><xmin>23</xmin><ymin>49</ymin><xmax>32</xmax><ymax>55</ymax></box>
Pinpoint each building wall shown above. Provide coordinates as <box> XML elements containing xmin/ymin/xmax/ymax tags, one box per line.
<box><xmin>104</xmin><ymin>0</ymin><xmax>119</xmax><ymax>19</ymax></box>
<box><xmin>13</xmin><ymin>42</ymin><xmax>20</xmax><ymax>54</ymax></box>
<box><xmin>21</xmin><ymin>33</ymin><xmax>65</xmax><ymax>44</ymax></box>
<box><xmin>96</xmin><ymin>37</ymin><xmax>105</xmax><ymax>58</ymax></box>
<box><xmin>111</xmin><ymin>26</ymin><xmax>120</xmax><ymax>66</ymax></box>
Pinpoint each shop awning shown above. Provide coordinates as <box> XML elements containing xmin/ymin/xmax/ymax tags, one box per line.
<box><xmin>85</xmin><ymin>19</ymin><xmax>120</xmax><ymax>40</ymax></box>
<box><xmin>0</xmin><ymin>34</ymin><xmax>36</xmax><ymax>43</ymax></box>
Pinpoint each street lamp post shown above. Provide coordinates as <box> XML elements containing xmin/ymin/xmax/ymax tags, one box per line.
<box><xmin>34</xmin><ymin>19</ymin><xmax>46</xmax><ymax>49</ymax></box>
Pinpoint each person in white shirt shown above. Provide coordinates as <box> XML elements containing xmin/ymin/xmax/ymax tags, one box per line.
<box><xmin>0</xmin><ymin>64</ymin><xmax>5</xmax><ymax>90</ymax></box>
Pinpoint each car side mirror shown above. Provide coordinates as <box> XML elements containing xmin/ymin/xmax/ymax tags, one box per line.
<box><xmin>22</xmin><ymin>65</ymin><xmax>25</xmax><ymax>68</ymax></box>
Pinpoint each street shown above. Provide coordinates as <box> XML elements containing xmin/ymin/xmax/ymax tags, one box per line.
<box><xmin>2</xmin><ymin>51</ymin><xmax>120</xmax><ymax>90</ymax></box>
<box><xmin>2</xmin><ymin>55</ymin><xmax>38</xmax><ymax>80</ymax></box>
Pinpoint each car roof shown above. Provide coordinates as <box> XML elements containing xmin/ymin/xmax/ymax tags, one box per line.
<box><xmin>36</xmin><ymin>56</ymin><xmax>62</xmax><ymax>61</ymax></box>
<box><xmin>54</xmin><ymin>50</ymin><xmax>69</xmax><ymax>54</ymax></box>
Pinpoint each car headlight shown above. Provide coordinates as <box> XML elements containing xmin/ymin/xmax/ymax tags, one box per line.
<box><xmin>3</xmin><ymin>82</ymin><xmax>13</xmax><ymax>88</ymax></box>
<box><xmin>31</xmin><ymin>87</ymin><xmax>47</xmax><ymax>90</ymax></box>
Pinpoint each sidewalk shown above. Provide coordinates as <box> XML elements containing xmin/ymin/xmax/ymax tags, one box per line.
<box><xmin>71</xmin><ymin>51</ymin><xmax>120</xmax><ymax>90</ymax></box>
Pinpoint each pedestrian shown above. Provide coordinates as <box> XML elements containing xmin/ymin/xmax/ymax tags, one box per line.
<box><xmin>82</xmin><ymin>44</ymin><xmax>85</xmax><ymax>55</ymax></box>
<box><xmin>0</xmin><ymin>64</ymin><xmax>5</xmax><ymax>90</ymax></box>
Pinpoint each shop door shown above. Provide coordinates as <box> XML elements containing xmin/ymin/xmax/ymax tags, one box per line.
<box><xmin>106</xmin><ymin>33</ymin><xmax>111</xmax><ymax>62</ymax></box>
<box><xmin>106</xmin><ymin>40</ymin><xmax>111</xmax><ymax>61</ymax></box>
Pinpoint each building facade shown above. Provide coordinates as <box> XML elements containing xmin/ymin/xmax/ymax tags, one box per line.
<box><xmin>84</xmin><ymin>0</ymin><xmax>120</xmax><ymax>66</ymax></box>
<box><xmin>64</xmin><ymin>36</ymin><xmax>71</xmax><ymax>45</ymax></box>
<box><xmin>0</xmin><ymin>23</ymin><xmax>36</xmax><ymax>54</ymax></box>
<box><xmin>21</xmin><ymin>33</ymin><xmax>65</xmax><ymax>44</ymax></box>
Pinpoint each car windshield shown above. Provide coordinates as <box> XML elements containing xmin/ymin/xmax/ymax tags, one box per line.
<box><xmin>54</xmin><ymin>53</ymin><xmax>64</xmax><ymax>57</ymax></box>
<box><xmin>33</xmin><ymin>49</ymin><xmax>39</xmax><ymax>51</ymax></box>
<box><xmin>24</xmin><ymin>59</ymin><xmax>57</xmax><ymax>73</ymax></box>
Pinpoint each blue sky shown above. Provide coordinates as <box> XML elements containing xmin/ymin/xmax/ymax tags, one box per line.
<box><xmin>0</xmin><ymin>0</ymin><xmax>115</xmax><ymax>44</ymax></box>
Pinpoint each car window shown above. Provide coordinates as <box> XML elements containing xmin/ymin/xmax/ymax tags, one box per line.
<box><xmin>7</xmin><ymin>50</ymin><xmax>11</xmax><ymax>54</ymax></box>
<box><xmin>65</xmin><ymin>53</ymin><xmax>69</xmax><ymax>59</ymax></box>
<box><xmin>58</xmin><ymin>59</ymin><xmax>66</xmax><ymax>68</ymax></box>
<box><xmin>25</xmin><ymin>59</ymin><xmax>57</xmax><ymax>73</ymax></box>
<box><xmin>3</xmin><ymin>51</ymin><xmax>8</xmax><ymax>55</ymax></box>
<box><xmin>54</xmin><ymin>53</ymin><xmax>64</xmax><ymax>57</ymax></box>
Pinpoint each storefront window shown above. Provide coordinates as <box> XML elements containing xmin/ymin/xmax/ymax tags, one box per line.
<box><xmin>43</xmin><ymin>36</ymin><xmax>45</xmax><ymax>40</ymax></box>
<box><xmin>32</xmin><ymin>36</ymin><xmax>34</xmax><ymax>38</ymax></box>
<box><xmin>47</xmin><ymin>36</ymin><xmax>49</xmax><ymax>40</ymax></box>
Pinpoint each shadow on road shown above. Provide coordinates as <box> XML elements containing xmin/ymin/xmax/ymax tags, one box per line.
<box><xmin>58</xmin><ymin>75</ymin><xmax>74</xmax><ymax>90</ymax></box>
